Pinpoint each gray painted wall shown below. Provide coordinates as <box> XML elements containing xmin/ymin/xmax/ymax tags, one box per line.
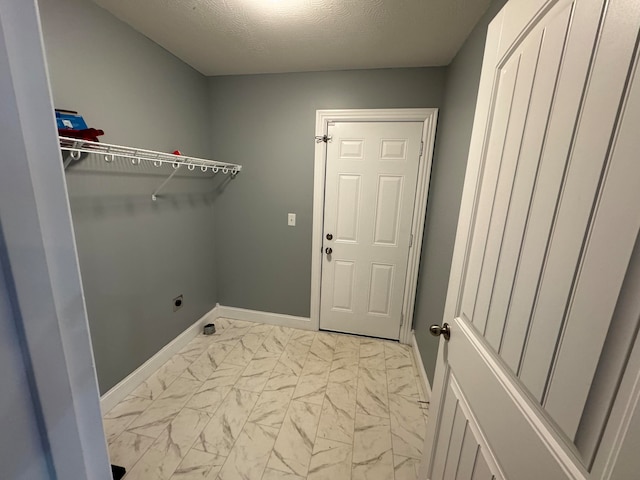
<box><xmin>37</xmin><ymin>0</ymin><xmax>505</xmax><ymax>393</ymax></box>
<box><xmin>412</xmin><ymin>0</ymin><xmax>508</xmax><ymax>380</ymax></box>
<box><xmin>39</xmin><ymin>0</ymin><xmax>217</xmax><ymax>393</ymax></box>
<box><xmin>208</xmin><ymin>68</ymin><xmax>447</xmax><ymax>317</ymax></box>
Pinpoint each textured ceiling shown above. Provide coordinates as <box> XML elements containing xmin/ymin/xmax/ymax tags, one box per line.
<box><xmin>92</xmin><ymin>0</ymin><xmax>491</xmax><ymax>76</ymax></box>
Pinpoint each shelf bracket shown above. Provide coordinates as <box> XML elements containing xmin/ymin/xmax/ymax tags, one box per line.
<box><xmin>151</xmin><ymin>165</ymin><xmax>182</xmax><ymax>201</ymax></box>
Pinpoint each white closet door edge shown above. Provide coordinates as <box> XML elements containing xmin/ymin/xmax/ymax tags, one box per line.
<box><xmin>100</xmin><ymin>305</ymin><xmax>218</xmax><ymax>413</ymax></box>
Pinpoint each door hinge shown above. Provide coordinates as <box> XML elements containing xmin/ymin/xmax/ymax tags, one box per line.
<box><xmin>315</xmin><ymin>134</ymin><xmax>333</xmax><ymax>143</ymax></box>
<box><xmin>419</xmin><ymin>141</ymin><xmax>424</xmax><ymax>157</ymax></box>
<box><xmin>409</xmin><ymin>233</ymin><xmax>414</xmax><ymax>247</ymax></box>
<box><xmin>400</xmin><ymin>312</ymin><xmax>404</xmax><ymax>326</ymax></box>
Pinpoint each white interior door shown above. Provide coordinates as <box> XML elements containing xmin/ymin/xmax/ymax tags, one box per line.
<box><xmin>320</xmin><ymin>121</ymin><xmax>423</xmax><ymax>340</ymax></box>
<box><xmin>423</xmin><ymin>0</ymin><xmax>640</xmax><ymax>479</ymax></box>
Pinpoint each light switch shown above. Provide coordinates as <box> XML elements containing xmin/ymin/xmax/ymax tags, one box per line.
<box><xmin>288</xmin><ymin>213</ymin><xmax>296</xmax><ymax>226</ymax></box>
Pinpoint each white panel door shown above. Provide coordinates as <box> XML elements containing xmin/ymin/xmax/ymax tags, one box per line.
<box><xmin>424</xmin><ymin>0</ymin><xmax>640</xmax><ymax>479</ymax></box>
<box><xmin>320</xmin><ymin>121</ymin><xmax>423</xmax><ymax>339</ymax></box>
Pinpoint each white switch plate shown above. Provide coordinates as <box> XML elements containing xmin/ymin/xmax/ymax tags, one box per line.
<box><xmin>288</xmin><ymin>213</ymin><xmax>296</xmax><ymax>226</ymax></box>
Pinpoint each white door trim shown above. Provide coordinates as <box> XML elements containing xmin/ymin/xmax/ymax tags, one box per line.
<box><xmin>311</xmin><ymin>109</ymin><xmax>438</xmax><ymax>344</ymax></box>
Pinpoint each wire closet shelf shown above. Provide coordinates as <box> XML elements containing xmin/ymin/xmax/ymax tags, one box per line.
<box><xmin>59</xmin><ymin>136</ymin><xmax>242</xmax><ymax>175</ymax></box>
<box><xmin>59</xmin><ymin>136</ymin><xmax>242</xmax><ymax>201</ymax></box>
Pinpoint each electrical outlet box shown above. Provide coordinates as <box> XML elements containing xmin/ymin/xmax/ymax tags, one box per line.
<box><xmin>173</xmin><ymin>294</ymin><xmax>183</xmax><ymax>312</ymax></box>
<box><xmin>288</xmin><ymin>213</ymin><xmax>296</xmax><ymax>226</ymax></box>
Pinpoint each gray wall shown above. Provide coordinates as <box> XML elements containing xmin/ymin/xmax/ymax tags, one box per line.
<box><xmin>39</xmin><ymin>0</ymin><xmax>217</xmax><ymax>393</ymax></box>
<box><xmin>208</xmin><ymin>68</ymin><xmax>447</xmax><ymax>317</ymax></box>
<box><xmin>38</xmin><ymin>0</ymin><xmax>505</xmax><ymax>392</ymax></box>
<box><xmin>412</xmin><ymin>0</ymin><xmax>508</xmax><ymax>380</ymax></box>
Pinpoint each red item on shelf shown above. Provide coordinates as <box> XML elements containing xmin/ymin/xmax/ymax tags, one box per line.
<box><xmin>58</xmin><ymin>128</ymin><xmax>104</xmax><ymax>142</ymax></box>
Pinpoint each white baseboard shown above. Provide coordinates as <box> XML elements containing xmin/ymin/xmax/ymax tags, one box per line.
<box><xmin>411</xmin><ymin>331</ymin><xmax>432</xmax><ymax>401</ymax></box>
<box><xmin>215</xmin><ymin>305</ymin><xmax>314</xmax><ymax>331</ymax></box>
<box><xmin>100</xmin><ymin>305</ymin><xmax>219</xmax><ymax>413</ymax></box>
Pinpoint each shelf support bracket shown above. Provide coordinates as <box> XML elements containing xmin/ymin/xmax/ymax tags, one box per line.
<box><xmin>151</xmin><ymin>165</ymin><xmax>181</xmax><ymax>201</ymax></box>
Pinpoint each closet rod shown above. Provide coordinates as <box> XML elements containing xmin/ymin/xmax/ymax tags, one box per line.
<box><xmin>59</xmin><ymin>136</ymin><xmax>242</xmax><ymax>173</ymax></box>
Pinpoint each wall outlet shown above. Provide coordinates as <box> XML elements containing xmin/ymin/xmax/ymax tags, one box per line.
<box><xmin>173</xmin><ymin>294</ymin><xmax>183</xmax><ymax>312</ymax></box>
<box><xmin>288</xmin><ymin>213</ymin><xmax>296</xmax><ymax>226</ymax></box>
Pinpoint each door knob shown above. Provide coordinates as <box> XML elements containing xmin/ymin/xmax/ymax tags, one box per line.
<box><xmin>429</xmin><ymin>323</ymin><xmax>451</xmax><ymax>341</ymax></box>
<box><xmin>326</xmin><ymin>233</ymin><xmax>333</xmax><ymax>240</ymax></box>
<box><xmin>325</xmin><ymin>247</ymin><xmax>333</xmax><ymax>255</ymax></box>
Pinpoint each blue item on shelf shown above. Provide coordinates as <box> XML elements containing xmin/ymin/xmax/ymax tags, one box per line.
<box><xmin>56</xmin><ymin>110</ymin><xmax>88</xmax><ymax>130</ymax></box>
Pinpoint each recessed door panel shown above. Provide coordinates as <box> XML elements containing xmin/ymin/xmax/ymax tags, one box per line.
<box><xmin>339</xmin><ymin>139</ymin><xmax>364</xmax><ymax>159</ymax></box>
<box><xmin>335</xmin><ymin>174</ymin><xmax>361</xmax><ymax>243</ymax></box>
<box><xmin>332</xmin><ymin>260</ymin><xmax>355</xmax><ymax>311</ymax></box>
<box><xmin>367</xmin><ymin>263</ymin><xmax>394</xmax><ymax>316</ymax></box>
<box><xmin>380</xmin><ymin>139</ymin><xmax>407</xmax><ymax>160</ymax></box>
<box><xmin>373</xmin><ymin>176</ymin><xmax>403</xmax><ymax>246</ymax></box>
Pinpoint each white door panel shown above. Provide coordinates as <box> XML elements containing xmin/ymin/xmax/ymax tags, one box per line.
<box><xmin>335</xmin><ymin>174</ymin><xmax>361</xmax><ymax>242</ymax></box>
<box><xmin>431</xmin><ymin>368</ymin><xmax>502</xmax><ymax>480</ymax></box>
<box><xmin>368</xmin><ymin>263</ymin><xmax>394</xmax><ymax>315</ymax></box>
<box><xmin>518</xmin><ymin>0</ymin><xmax>640</xmax><ymax>408</ymax></box>
<box><xmin>331</xmin><ymin>260</ymin><xmax>355</xmax><ymax>311</ymax></box>
<box><xmin>373</xmin><ymin>175</ymin><xmax>404</xmax><ymax>246</ymax></box>
<box><xmin>544</xmin><ymin>37</ymin><xmax>640</xmax><ymax>441</ymax></box>
<box><xmin>487</xmin><ymin>2</ymin><xmax>571</xmax><ymax>369</ymax></box>
<box><xmin>442</xmin><ymin>320</ymin><xmax>582</xmax><ymax>480</ymax></box>
<box><xmin>320</xmin><ymin>121</ymin><xmax>423</xmax><ymax>339</ymax></box>
<box><xmin>425</xmin><ymin>0</ymin><xmax>640</xmax><ymax>478</ymax></box>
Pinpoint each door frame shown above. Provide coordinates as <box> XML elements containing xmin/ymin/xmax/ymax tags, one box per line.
<box><xmin>311</xmin><ymin>108</ymin><xmax>438</xmax><ymax>344</ymax></box>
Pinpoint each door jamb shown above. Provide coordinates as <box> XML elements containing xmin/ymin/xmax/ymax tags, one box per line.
<box><xmin>311</xmin><ymin>108</ymin><xmax>439</xmax><ymax>344</ymax></box>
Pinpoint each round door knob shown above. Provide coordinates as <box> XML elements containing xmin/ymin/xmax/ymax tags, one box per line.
<box><xmin>429</xmin><ymin>323</ymin><xmax>451</xmax><ymax>341</ymax></box>
<box><xmin>325</xmin><ymin>247</ymin><xmax>333</xmax><ymax>255</ymax></box>
<box><xmin>326</xmin><ymin>233</ymin><xmax>333</xmax><ymax>240</ymax></box>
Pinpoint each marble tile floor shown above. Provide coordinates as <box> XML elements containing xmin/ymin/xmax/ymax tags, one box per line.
<box><xmin>103</xmin><ymin>318</ymin><xmax>429</xmax><ymax>480</ymax></box>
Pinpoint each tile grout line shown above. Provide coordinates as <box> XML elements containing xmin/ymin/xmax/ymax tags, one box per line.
<box><xmin>176</xmin><ymin>323</ymin><xmax>249</xmax><ymax>476</ymax></box>
<box><xmin>382</xmin><ymin>343</ymin><xmax>398</xmax><ymax>480</ymax></box>
<box><xmin>395</xmin><ymin>344</ymin><xmax>427</xmax><ymax>476</ymax></box>
<box><xmin>105</xmin><ymin>328</ymin><xmax>190</xmax><ymax>475</ymax></box>
<box><xmin>258</xmin><ymin>330</ymin><xmax>315</xmax><ymax>480</ymax></box>
<box><xmin>118</xmin><ymin>386</ymin><xmax>205</xmax><ymax>478</ymax></box>
<box><xmin>346</xmin><ymin>337</ymin><xmax>361</xmax><ymax>480</ymax></box>
<box><xmin>156</xmin><ymin>339</ymin><xmax>240</xmax><ymax>480</ymax></box>
<box><xmin>255</xmin><ymin>328</ymin><xmax>300</xmax><ymax>480</ymax></box>
<box><xmin>172</xmin><ymin>320</ymin><xmax>272</xmax><ymax>477</ymax></box>
<box><xmin>255</xmin><ymin>329</ymin><xmax>302</xmax><ymax>480</ymax></box>
<box><xmin>305</xmin><ymin>334</ymin><xmax>339</xmax><ymax>478</ymax></box>
<box><xmin>351</xmin><ymin>340</ymin><xmax>366</xmax><ymax>480</ymax></box>
<box><xmin>104</xmin><ymin>411</ymin><xmax>156</xmax><ymax>448</ymax></box>
<box><xmin>120</xmin><ymin>320</ymin><xmax>243</xmax><ymax>479</ymax></box>
<box><xmin>116</xmin><ymin>438</ymin><xmax>152</xmax><ymax>479</ymax></box>
<box><xmin>183</xmin><ymin>321</ymin><xmax>270</xmax><ymax>468</ymax></box>
<box><xmin>111</xmin><ymin>355</ymin><xmax>201</xmax><ymax>477</ymax></box>
<box><xmin>407</xmin><ymin>344</ymin><xmax>430</xmax><ymax>426</ymax></box>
